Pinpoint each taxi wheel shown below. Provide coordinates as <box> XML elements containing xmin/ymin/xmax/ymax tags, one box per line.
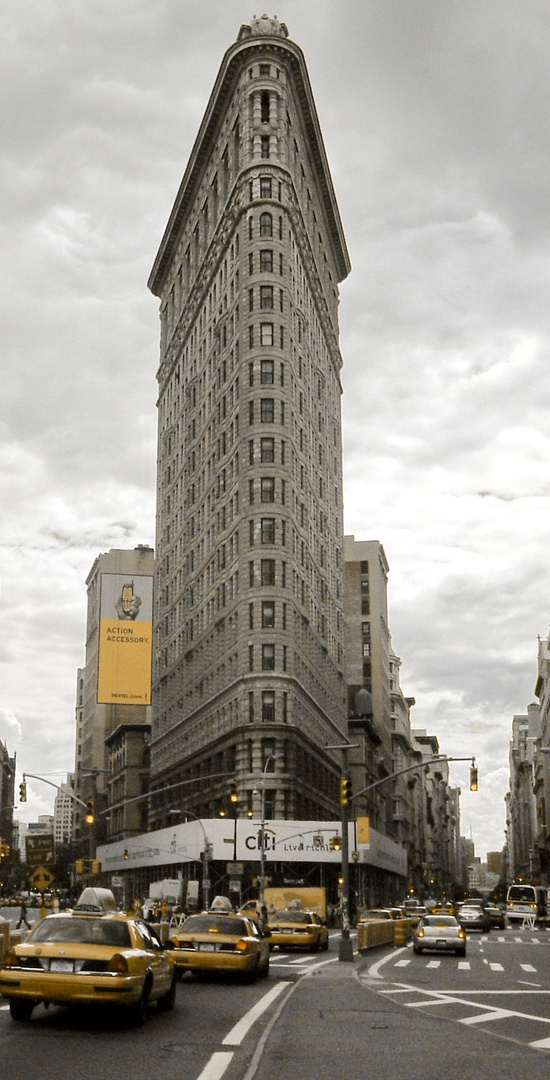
<box><xmin>9</xmin><ymin>999</ymin><xmax>35</xmax><ymax>1022</ymax></box>
<box><xmin>258</xmin><ymin>954</ymin><xmax>270</xmax><ymax>978</ymax></box>
<box><xmin>128</xmin><ymin>980</ymin><xmax>151</xmax><ymax>1027</ymax></box>
<box><xmin>322</xmin><ymin>938</ymin><xmax>329</xmax><ymax>951</ymax></box>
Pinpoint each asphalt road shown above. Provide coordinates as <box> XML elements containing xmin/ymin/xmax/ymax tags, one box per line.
<box><xmin>1</xmin><ymin>927</ymin><xmax>550</xmax><ymax>1080</ymax></box>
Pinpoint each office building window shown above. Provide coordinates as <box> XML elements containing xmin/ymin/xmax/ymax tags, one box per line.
<box><xmin>260</xmin><ymin>249</ymin><xmax>273</xmax><ymax>272</ymax></box>
<box><xmin>262</xmin><ymin>644</ymin><xmax>275</xmax><ymax>670</ymax></box>
<box><xmin>262</xmin><ymin>601</ymin><xmax>275</xmax><ymax>627</ymax></box>
<box><xmin>261</xmin><ymin>559</ymin><xmax>275</xmax><ymax>586</ymax></box>
<box><xmin>260</xmin><ymin>437</ymin><xmax>275</xmax><ymax>462</ymax></box>
<box><xmin>260</xmin><ymin>397</ymin><xmax>274</xmax><ymax>422</ymax></box>
<box><xmin>262</xmin><ymin>692</ymin><xmax>275</xmax><ymax>722</ymax></box>
<box><xmin>261</xmin><ymin>357</ymin><xmax>274</xmax><ymax>382</ymax></box>
<box><xmin>260</xmin><ymin>323</ymin><xmax>274</xmax><ymax>346</ymax></box>
<box><xmin>260</xmin><ymin>477</ymin><xmax>275</xmax><ymax>503</ymax></box>
<box><xmin>261</xmin><ymin>517</ymin><xmax>275</xmax><ymax>544</ymax></box>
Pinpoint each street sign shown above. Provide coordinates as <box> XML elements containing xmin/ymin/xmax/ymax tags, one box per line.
<box><xmin>25</xmin><ymin>835</ymin><xmax>55</xmax><ymax>864</ymax></box>
<box><xmin>29</xmin><ymin>865</ymin><xmax>55</xmax><ymax>891</ymax></box>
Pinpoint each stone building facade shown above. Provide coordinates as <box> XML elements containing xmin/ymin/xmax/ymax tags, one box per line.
<box><xmin>148</xmin><ymin>16</ymin><xmax>350</xmax><ymax>826</ymax></box>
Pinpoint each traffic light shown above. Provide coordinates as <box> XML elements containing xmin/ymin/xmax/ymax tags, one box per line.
<box><xmin>330</xmin><ymin>835</ymin><xmax>342</xmax><ymax>851</ymax></box>
<box><xmin>124</xmin><ymin>849</ymin><xmax>129</xmax><ymax>860</ymax></box>
<box><xmin>19</xmin><ymin>782</ymin><xmax>27</xmax><ymax>802</ymax></box>
<box><xmin>230</xmin><ymin>779</ymin><xmax>239</xmax><ymax>805</ymax></box>
<box><xmin>469</xmin><ymin>763</ymin><xmax>478</xmax><ymax>791</ymax></box>
<box><xmin>91</xmin><ymin>860</ymin><xmax>100</xmax><ymax>875</ymax></box>
<box><xmin>75</xmin><ymin>859</ymin><xmax>84</xmax><ymax>874</ymax></box>
<box><xmin>84</xmin><ymin>799</ymin><xmax>95</xmax><ymax>825</ymax></box>
<box><xmin>218</xmin><ymin>807</ymin><xmax>227</xmax><ymax>817</ymax></box>
<box><xmin>340</xmin><ymin>775</ymin><xmax>352</xmax><ymax>807</ymax></box>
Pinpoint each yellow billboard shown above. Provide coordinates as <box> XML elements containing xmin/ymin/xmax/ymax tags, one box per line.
<box><xmin>97</xmin><ymin>573</ymin><xmax>153</xmax><ymax>705</ymax></box>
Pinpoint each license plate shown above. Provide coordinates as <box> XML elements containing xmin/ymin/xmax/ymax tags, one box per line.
<box><xmin>436</xmin><ymin>939</ymin><xmax>446</xmax><ymax>946</ymax></box>
<box><xmin>50</xmin><ymin>959</ymin><xmax>74</xmax><ymax>972</ymax></box>
<box><xmin>198</xmin><ymin>943</ymin><xmax>217</xmax><ymax>952</ymax></box>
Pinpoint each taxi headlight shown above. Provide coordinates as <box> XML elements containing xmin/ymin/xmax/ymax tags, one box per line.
<box><xmin>235</xmin><ymin>939</ymin><xmax>250</xmax><ymax>952</ymax></box>
<box><xmin>3</xmin><ymin>949</ymin><xmax>19</xmax><ymax>967</ymax></box>
<box><xmin>416</xmin><ymin>928</ymin><xmax>425</xmax><ymax>939</ymax></box>
<box><xmin>106</xmin><ymin>953</ymin><xmax>129</xmax><ymax>974</ymax></box>
<box><xmin>168</xmin><ymin>938</ymin><xmax>178</xmax><ymax>948</ymax></box>
<box><xmin>458</xmin><ymin>929</ymin><xmax>466</xmax><ymax>940</ymax></box>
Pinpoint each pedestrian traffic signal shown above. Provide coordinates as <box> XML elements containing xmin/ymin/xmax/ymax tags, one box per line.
<box><xmin>230</xmin><ymin>779</ymin><xmax>239</xmax><ymax>805</ymax></box>
<box><xmin>469</xmin><ymin>763</ymin><xmax>478</xmax><ymax>791</ymax></box>
<box><xmin>330</xmin><ymin>835</ymin><xmax>342</xmax><ymax>851</ymax></box>
<box><xmin>84</xmin><ymin>799</ymin><xmax>95</xmax><ymax>824</ymax></box>
<box><xmin>19</xmin><ymin>782</ymin><xmax>27</xmax><ymax>802</ymax></box>
<box><xmin>340</xmin><ymin>775</ymin><xmax>352</xmax><ymax>807</ymax></box>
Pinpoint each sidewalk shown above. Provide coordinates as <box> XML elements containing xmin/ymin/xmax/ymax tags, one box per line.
<box><xmin>244</xmin><ymin>950</ymin><xmax>548</xmax><ymax>1080</ymax></box>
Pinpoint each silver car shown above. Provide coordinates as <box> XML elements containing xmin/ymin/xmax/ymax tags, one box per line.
<box><xmin>413</xmin><ymin>914</ymin><xmax>467</xmax><ymax>956</ymax></box>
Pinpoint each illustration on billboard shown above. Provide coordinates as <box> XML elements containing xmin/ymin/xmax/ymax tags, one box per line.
<box><xmin>97</xmin><ymin>573</ymin><xmax>153</xmax><ymax>705</ymax></box>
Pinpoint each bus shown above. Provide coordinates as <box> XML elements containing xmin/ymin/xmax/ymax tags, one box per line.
<box><xmin>506</xmin><ymin>883</ymin><xmax>549</xmax><ymax>925</ymax></box>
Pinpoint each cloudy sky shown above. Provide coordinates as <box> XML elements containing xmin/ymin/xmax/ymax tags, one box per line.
<box><xmin>2</xmin><ymin>0</ymin><xmax>549</xmax><ymax>860</ymax></box>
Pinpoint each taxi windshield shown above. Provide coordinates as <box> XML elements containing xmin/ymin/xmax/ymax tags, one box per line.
<box><xmin>181</xmin><ymin>916</ymin><xmax>248</xmax><ymax>935</ymax></box>
<box><xmin>27</xmin><ymin>916</ymin><xmax>132</xmax><ymax>947</ymax></box>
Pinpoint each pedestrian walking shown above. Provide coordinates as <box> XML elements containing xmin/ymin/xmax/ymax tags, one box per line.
<box><xmin>16</xmin><ymin>896</ymin><xmax>31</xmax><ymax>930</ymax></box>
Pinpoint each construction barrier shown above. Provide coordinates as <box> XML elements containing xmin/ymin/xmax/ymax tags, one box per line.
<box><xmin>357</xmin><ymin>917</ymin><xmax>416</xmax><ymax>952</ymax></box>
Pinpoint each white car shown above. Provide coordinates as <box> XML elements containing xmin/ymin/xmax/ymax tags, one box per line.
<box><xmin>413</xmin><ymin>914</ymin><xmax>466</xmax><ymax>956</ymax></box>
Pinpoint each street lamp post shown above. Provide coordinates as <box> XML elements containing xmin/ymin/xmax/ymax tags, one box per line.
<box><xmin>258</xmin><ymin>754</ymin><xmax>275</xmax><ymax>909</ymax></box>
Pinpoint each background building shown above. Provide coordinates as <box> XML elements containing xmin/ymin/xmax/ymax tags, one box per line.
<box><xmin>73</xmin><ymin>545</ymin><xmax>154</xmax><ymax>851</ymax></box>
<box><xmin>148</xmin><ymin>16</ymin><xmax>350</xmax><ymax>828</ymax></box>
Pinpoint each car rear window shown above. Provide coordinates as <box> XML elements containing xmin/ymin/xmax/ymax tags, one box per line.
<box><xmin>181</xmin><ymin>916</ymin><xmax>248</xmax><ymax>935</ymax></box>
<box><xmin>27</xmin><ymin>916</ymin><xmax>132</xmax><ymax>946</ymax></box>
<box><xmin>269</xmin><ymin>912</ymin><xmax>310</xmax><ymax>924</ymax></box>
<box><xmin>422</xmin><ymin>916</ymin><xmax>457</xmax><ymax>927</ymax></box>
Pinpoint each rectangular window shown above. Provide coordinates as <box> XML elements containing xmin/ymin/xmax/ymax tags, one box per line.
<box><xmin>261</xmin><ymin>559</ymin><xmax>275</xmax><ymax>586</ymax></box>
<box><xmin>262</xmin><ymin>601</ymin><xmax>275</xmax><ymax>627</ymax></box>
<box><xmin>261</xmin><ymin>358</ymin><xmax>274</xmax><ymax>383</ymax></box>
<box><xmin>262</xmin><ymin>643</ymin><xmax>275</xmax><ymax>670</ymax></box>
<box><xmin>249</xmin><ymin>520</ymin><xmax>255</xmax><ymax>545</ymax></box>
<box><xmin>260</xmin><ymin>323</ymin><xmax>274</xmax><ymax>346</ymax></box>
<box><xmin>260</xmin><ymin>477</ymin><xmax>275</xmax><ymax>502</ymax></box>
<box><xmin>249</xmin><ymin>561</ymin><xmax>255</xmax><ymax>586</ymax></box>
<box><xmin>360</xmin><ymin>561</ymin><xmax>369</xmax><ymax>574</ymax></box>
<box><xmin>249</xmin><ymin>479</ymin><xmax>254</xmax><ymax>504</ymax></box>
<box><xmin>248</xmin><ymin>288</ymin><xmax>254</xmax><ymax>311</ymax></box>
<box><xmin>362</xmin><ymin>642</ymin><xmax>370</xmax><ymax>657</ymax></box>
<box><xmin>248</xmin><ymin>691</ymin><xmax>254</xmax><ymax>722</ymax></box>
<box><xmin>260</xmin><ymin>249</ymin><xmax>273</xmax><ymax>273</ymax></box>
<box><xmin>261</xmin><ymin>135</ymin><xmax>270</xmax><ymax>158</ymax></box>
<box><xmin>262</xmin><ymin>691</ymin><xmax>275</xmax><ymax>722</ymax></box>
<box><xmin>260</xmin><ymin>285</ymin><xmax>274</xmax><ymax>309</ymax></box>
<box><xmin>261</xmin><ymin>517</ymin><xmax>275</xmax><ymax>544</ymax></box>
<box><xmin>249</xmin><ymin>602</ymin><xmax>254</xmax><ymax>629</ymax></box>
<box><xmin>260</xmin><ymin>437</ymin><xmax>275</xmax><ymax>462</ymax></box>
<box><xmin>249</xmin><ymin>401</ymin><xmax>254</xmax><ymax>425</ymax></box>
<box><xmin>249</xmin><ymin>644</ymin><xmax>254</xmax><ymax>670</ymax></box>
<box><xmin>248</xmin><ymin>324</ymin><xmax>254</xmax><ymax>348</ymax></box>
<box><xmin>248</xmin><ymin>439</ymin><xmax>254</xmax><ymax>464</ymax></box>
<box><xmin>362</xmin><ymin>622</ymin><xmax>370</xmax><ymax>637</ymax></box>
<box><xmin>260</xmin><ymin>398</ymin><xmax>274</xmax><ymax>422</ymax></box>
<box><xmin>260</xmin><ymin>176</ymin><xmax>272</xmax><ymax>198</ymax></box>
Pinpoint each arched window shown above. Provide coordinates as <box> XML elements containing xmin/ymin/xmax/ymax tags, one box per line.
<box><xmin>260</xmin><ymin>212</ymin><xmax>273</xmax><ymax>237</ymax></box>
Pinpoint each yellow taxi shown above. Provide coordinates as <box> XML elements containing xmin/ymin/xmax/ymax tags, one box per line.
<box><xmin>0</xmin><ymin>887</ymin><xmax>176</xmax><ymax>1026</ymax></box>
<box><xmin>167</xmin><ymin>911</ymin><xmax>270</xmax><ymax>980</ymax></box>
<box><xmin>266</xmin><ymin>909</ymin><xmax>329</xmax><ymax>951</ymax></box>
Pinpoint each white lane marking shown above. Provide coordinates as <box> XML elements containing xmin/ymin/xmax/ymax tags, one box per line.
<box><xmin>395</xmin><ymin>959</ymin><xmax>410</xmax><ymax>967</ymax></box>
<box><xmin>222</xmin><ymin>982</ymin><xmax>290</xmax><ymax>1046</ymax></box>
<box><xmin>531</xmin><ymin>1036</ymin><xmax>550</xmax><ymax>1050</ymax></box>
<box><xmin>195</xmin><ymin>1052</ymin><xmax>234</xmax><ymax>1080</ymax></box>
<box><xmin>521</xmin><ymin>964</ymin><xmax>537</xmax><ymax>972</ymax></box>
<box><xmin>426</xmin><ymin>961</ymin><xmax>440</xmax><ymax>968</ymax></box>
<box><xmin>460</xmin><ymin>1007</ymin><xmax>515</xmax><ymax>1025</ymax></box>
<box><xmin>457</xmin><ymin>961</ymin><xmax>470</xmax><ymax>970</ymax></box>
<box><xmin>489</xmin><ymin>962</ymin><xmax>504</xmax><ymax>971</ymax></box>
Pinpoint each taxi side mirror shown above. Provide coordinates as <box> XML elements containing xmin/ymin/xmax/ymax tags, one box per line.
<box><xmin>262</xmin><ymin>928</ymin><xmax>271</xmax><ymax>938</ymax></box>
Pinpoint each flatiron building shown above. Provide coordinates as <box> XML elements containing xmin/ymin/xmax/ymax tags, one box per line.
<box><xmin>148</xmin><ymin>15</ymin><xmax>351</xmax><ymax>826</ymax></box>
